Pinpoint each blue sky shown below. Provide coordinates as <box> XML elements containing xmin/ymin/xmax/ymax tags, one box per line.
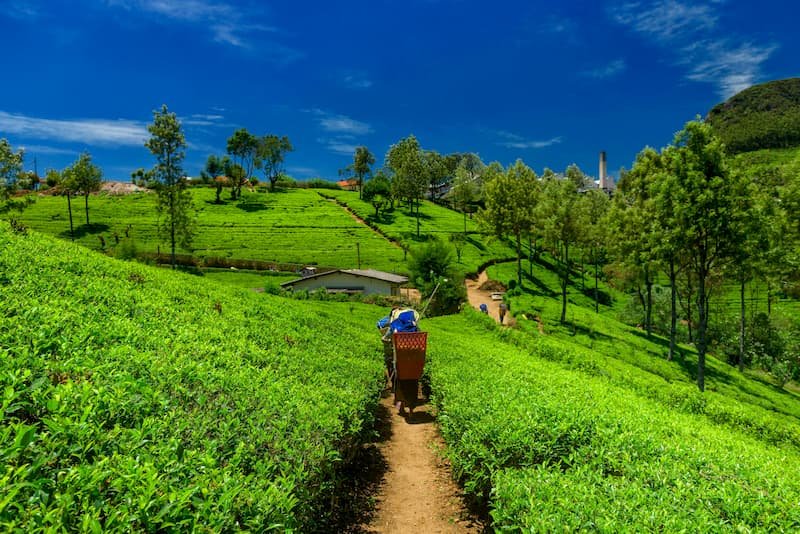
<box><xmin>0</xmin><ymin>0</ymin><xmax>796</xmax><ymax>182</ymax></box>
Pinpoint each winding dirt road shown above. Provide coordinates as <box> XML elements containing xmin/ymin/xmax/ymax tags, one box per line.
<box><xmin>465</xmin><ymin>271</ymin><xmax>514</xmax><ymax>326</ymax></box>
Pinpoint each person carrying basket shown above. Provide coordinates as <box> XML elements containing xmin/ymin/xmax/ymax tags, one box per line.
<box><xmin>377</xmin><ymin>307</ymin><xmax>425</xmax><ymax>416</ymax></box>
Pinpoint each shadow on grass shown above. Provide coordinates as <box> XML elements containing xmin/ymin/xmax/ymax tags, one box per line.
<box><xmin>320</xmin><ymin>401</ymin><xmax>391</xmax><ymax>533</ymax></box>
<box><xmin>58</xmin><ymin>223</ymin><xmax>110</xmax><ymax>240</ymax></box>
<box><xmin>236</xmin><ymin>202</ymin><xmax>268</xmax><ymax>212</ymax></box>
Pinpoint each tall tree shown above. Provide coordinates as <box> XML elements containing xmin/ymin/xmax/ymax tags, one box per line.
<box><xmin>257</xmin><ymin>135</ymin><xmax>294</xmax><ymax>192</ymax></box>
<box><xmin>385</xmin><ymin>135</ymin><xmax>427</xmax><ymax>237</ymax></box>
<box><xmin>66</xmin><ymin>153</ymin><xmax>102</xmax><ymax>225</ymax></box>
<box><xmin>424</xmin><ymin>150</ymin><xmax>448</xmax><ymax>201</ymax></box>
<box><xmin>201</xmin><ymin>155</ymin><xmax>228</xmax><ymax>203</ymax></box>
<box><xmin>145</xmin><ymin>105</ymin><xmax>195</xmax><ymax>269</ymax></box>
<box><xmin>362</xmin><ymin>171</ymin><xmax>391</xmax><ymax>219</ymax></box>
<box><xmin>0</xmin><ymin>139</ymin><xmax>32</xmax><ymax>215</ymax></box>
<box><xmin>450</xmin><ymin>160</ymin><xmax>480</xmax><ymax>233</ymax></box>
<box><xmin>609</xmin><ymin>148</ymin><xmax>661</xmax><ymax>337</ymax></box>
<box><xmin>669</xmin><ymin>119</ymin><xmax>745</xmax><ymax>391</ymax></box>
<box><xmin>539</xmin><ymin>172</ymin><xmax>583</xmax><ymax>323</ymax></box>
<box><xmin>478</xmin><ymin>160</ymin><xmax>539</xmax><ymax>287</ymax></box>
<box><xmin>226</xmin><ymin>128</ymin><xmax>258</xmax><ymax>199</ymax></box>
<box><xmin>352</xmin><ymin>146</ymin><xmax>375</xmax><ymax>199</ymax></box>
<box><xmin>578</xmin><ymin>189</ymin><xmax>610</xmax><ymax>313</ymax></box>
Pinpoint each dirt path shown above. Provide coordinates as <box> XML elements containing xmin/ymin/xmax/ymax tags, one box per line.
<box><xmin>364</xmin><ymin>395</ymin><xmax>483</xmax><ymax>533</ymax></box>
<box><xmin>321</xmin><ymin>195</ymin><xmax>403</xmax><ymax>250</ymax></box>
<box><xmin>465</xmin><ymin>270</ymin><xmax>515</xmax><ymax>326</ymax></box>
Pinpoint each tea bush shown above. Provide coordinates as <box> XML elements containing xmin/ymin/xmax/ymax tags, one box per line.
<box><xmin>425</xmin><ymin>311</ymin><xmax>800</xmax><ymax>530</ymax></box>
<box><xmin>0</xmin><ymin>223</ymin><xmax>384</xmax><ymax>531</ymax></box>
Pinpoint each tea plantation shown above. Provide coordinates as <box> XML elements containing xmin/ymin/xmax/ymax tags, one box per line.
<box><xmin>0</xmin><ymin>222</ymin><xmax>386</xmax><ymax>531</ymax></box>
<box><xmin>15</xmin><ymin>187</ymin><xmax>406</xmax><ymax>272</ymax></box>
<box><xmin>4</xmin><ymin>219</ymin><xmax>800</xmax><ymax>530</ymax></box>
<box><xmin>425</xmin><ymin>310</ymin><xmax>800</xmax><ymax>530</ymax></box>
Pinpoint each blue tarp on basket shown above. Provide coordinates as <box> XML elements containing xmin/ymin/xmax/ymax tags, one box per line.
<box><xmin>376</xmin><ymin>309</ymin><xmax>419</xmax><ymax>333</ymax></box>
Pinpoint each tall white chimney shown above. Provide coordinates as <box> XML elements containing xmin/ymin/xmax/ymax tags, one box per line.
<box><xmin>599</xmin><ymin>151</ymin><xmax>607</xmax><ymax>190</ymax></box>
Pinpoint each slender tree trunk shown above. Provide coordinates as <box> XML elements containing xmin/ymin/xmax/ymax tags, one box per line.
<box><xmin>66</xmin><ymin>192</ymin><xmax>74</xmax><ymax>241</ymax></box>
<box><xmin>697</xmin><ymin>258</ymin><xmax>708</xmax><ymax>392</ymax></box>
<box><xmin>416</xmin><ymin>197</ymin><xmax>420</xmax><ymax>238</ymax></box>
<box><xmin>560</xmin><ymin>242</ymin><xmax>569</xmax><ymax>323</ymax></box>
<box><xmin>739</xmin><ymin>276</ymin><xmax>746</xmax><ymax>372</ymax></box>
<box><xmin>668</xmin><ymin>258</ymin><xmax>677</xmax><ymax>361</ymax></box>
<box><xmin>594</xmin><ymin>251</ymin><xmax>599</xmax><ymax>314</ymax></box>
<box><xmin>170</xmin><ymin>188</ymin><xmax>176</xmax><ymax>269</ymax></box>
<box><xmin>645</xmin><ymin>265</ymin><xmax>653</xmax><ymax>338</ymax></box>
<box><xmin>84</xmin><ymin>193</ymin><xmax>90</xmax><ymax>225</ymax></box>
<box><xmin>516</xmin><ymin>232</ymin><xmax>522</xmax><ymax>287</ymax></box>
<box><xmin>767</xmin><ymin>280</ymin><xmax>772</xmax><ymax>316</ymax></box>
<box><xmin>463</xmin><ymin>211</ymin><xmax>467</xmax><ymax>234</ymax></box>
<box><xmin>529</xmin><ymin>235</ymin><xmax>533</xmax><ymax>278</ymax></box>
<box><xmin>686</xmin><ymin>275</ymin><xmax>694</xmax><ymax>343</ymax></box>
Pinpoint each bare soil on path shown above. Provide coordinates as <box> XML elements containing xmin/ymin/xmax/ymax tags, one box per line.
<box><xmin>465</xmin><ymin>270</ymin><xmax>515</xmax><ymax>326</ymax></box>
<box><xmin>363</xmin><ymin>394</ymin><xmax>484</xmax><ymax>533</ymax></box>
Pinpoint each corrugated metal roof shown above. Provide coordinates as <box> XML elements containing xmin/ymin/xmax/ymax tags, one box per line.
<box><xmin>281</xmin><ymin>269</ymin><xmax>408</xmax><ymax>287</ymax></box>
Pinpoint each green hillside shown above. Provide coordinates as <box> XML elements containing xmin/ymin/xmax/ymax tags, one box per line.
<box><xmin>4</xmin><ymin>221</ymin><xmax>800</xmax><ymax>530</ymax></box>
<box><xmin>0</xmin><ymin>222</ymin><xmax>386</xmax><ymax>531</ymax></box>
<box><xmin>15</xmin><ymin>187</ymin><xmax>406</xmax><ymax>272</ymax></box>
<box><xmin>707</xmin><ymin>77</ymin><xmax>800</xmax><ymax>153</ymax></box>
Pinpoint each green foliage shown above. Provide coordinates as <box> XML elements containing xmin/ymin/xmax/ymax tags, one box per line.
<box><xmin>145</xmin><ymin>105</ymin><xmax>195</xmax><ymax>268</ymax></box>
<box><xmin>425</xmin><ymin>309</ymin><xmax>800</xmax><ymax>530</ymax></box>
<box><xmin>707</xmin><ymin>78</ymin><xmax>800</xmax><ymax>153</ymax></box>
<box><xmin>0</xmin><ymin>139</ymin><xmax>34</xmax><ymax>216</ymax></box>
<box><xmin>408</xmin><ymin>238</ymin><xmax>465</xmax><ymax>315</ymax></box>
<box><xmin>257</xmin><ymin>135</ymin><xmax>293</xmax><ymax>192</ymax></box>
<box><xmin>0</xmin><ymin>223</ymin><xmax>384</xmax><ymax>531</ymax></box>
<box><xmin>17</xmin><ymin>188</ymin><xmax>406</xmax><ymax>272</ymax></box>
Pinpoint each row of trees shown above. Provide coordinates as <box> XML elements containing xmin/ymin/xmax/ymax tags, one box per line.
<box><xmin>200</xmin><ymin>129</ymin><xmax>293</xmax><ymax>201</ymax></box>
<box><xmin>475</xmin><ymin>119</ymin><xmax>799</xmax><ymax>391</ymax></box>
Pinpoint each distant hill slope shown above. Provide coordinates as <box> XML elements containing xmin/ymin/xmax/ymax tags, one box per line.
<box><xmin>707</xmin><ymin>77</ymin><xmax>800</xmax><ymax>153</ymax></box>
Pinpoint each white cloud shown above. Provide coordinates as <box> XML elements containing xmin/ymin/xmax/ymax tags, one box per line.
<box><xmin>317</xmin><ymin>137</ymin><xmax>359</xmax><ymax>156</ymax></box>
<box><xmin>343</xmin><ymin>73</ymin><xmax>373</xmax><ymax>90</ymax></box>
<box><xmin>17</xmin><ymin>144</ymin><xmax>78</xmax><ymax>156</ymax></box>
<box><xmin>306</xmin><ymin>109</ymin><xmax>373</xmax><ymax>135</ymax></box>
<box><xmin>682</xmin><ymin>41</ymin><xmax>778</xmax><ymax>98</ymax></box>
<box><xmin>582</xmin><ymin>59</ymin><xmax>627</xmax><ymax>79</ymax></box>
<box><xmin>0</xmin><ymin>111</ymin><xmax>148</xmax><ymax>146</ymax></box>
<box><xmin>106</xmin><ymin>0</ymin><xmax>298</xmax><ymax>58</ymax></box>
<box><xmin>4</xmin><ymin>1</ymin><xmax>40</xmax><ymax>20</ymax></box>
<box><xmin>610</xmin><ymin>1</ymin><xmax>717</xmax><ymax>42</ymax></box>
<box><xmin>494</xmin><ymin>130</ymin><xmax>563</xmax><ymax>149</ymax></box>
<box><xmin>610</xmin><ymin>1</ymin><xmax>776</xmax><ymax>98</ymax></box>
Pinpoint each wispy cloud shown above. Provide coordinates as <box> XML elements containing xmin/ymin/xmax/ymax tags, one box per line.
<box><xmin>307</xmin><ymin>109</ymin><xmax>373</xmax><ymax>135</ymax></box>
<box><xmin>3</xmin><ymin>1</ymin><xmax>41</xmax><ymax>20</ymax></box>
<box><xmin>18</xmin><ymin>144</ymin><xmax>79</xmax><ymax>156</ymax></box>
<box><xmin>682</xmin><ymin>40</ymin><xmax>778</xmax><ymax>98</ymax></box>
<box><xmin>287</xmin><ymin>166</ymin><xmax>319</xmax><ymax>177</ymax></box>
<box><xmin>106</xmin><ymin>0</ymin><xmax>300</xmax><ymax>58</ymax></box>
<box><xmin>181</xmin><ymin>112</ymin><xmax>234</xmax><ymax>127</ymax></box>
<box><xmin>610</xmin><ymin>1</ymin><xmax>776</xmax><ymax>98</ymax></box>
<box><xmin>318</xmin><ymin>138</ymin><xmax>359</xmax><ymax>156</ymax></box>
<box><xmin>305</xmin><ymin>109</ymin><xmax>372</xmax><ymax>155</ymax></box>
<box><xmin>582</xmin><ymin>59</ymin><xmax>627</xmax><ymax>79</ymax></box>
<box><xmin>495</xmin><ymin>130</ymin><xmax>563</xmax><ymax>149</ymax></box>
<box><xmin>0</xmin><ymin>110</ymin><xmax>148</xmax><ymax>146</ymax></box>
<box><xmin>610</xmin><ymin>1</ymin><xmax>717</xmax><ymax>42</ymax></box>
<box><xmin>342</xmin><ymin>72</ymin><xmax>373</xmax><ymax>90</ymax></box>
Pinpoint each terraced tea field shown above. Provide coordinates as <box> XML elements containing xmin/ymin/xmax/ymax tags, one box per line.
<box><xmin>17</xmin><ymin>187</ymin><xmax>406</xmax><ymax>272</ymax></box>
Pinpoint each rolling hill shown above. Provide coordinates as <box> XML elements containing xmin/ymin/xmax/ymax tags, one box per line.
<box><xmin>707</xmin><ymin>77</ymin><xmax>800</xmax><ymax>154</ymax></box>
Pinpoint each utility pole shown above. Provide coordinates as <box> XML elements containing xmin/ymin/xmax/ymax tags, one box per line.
<box><xmin>356</xmin><ymin>242</ymin><xmax>361</xmax><ymax>269</ymax></box>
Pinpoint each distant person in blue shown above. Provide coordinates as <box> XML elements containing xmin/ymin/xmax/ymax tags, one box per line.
<box><xmin>377</xmin><ymin>307</ymin><xmax>421</xmax><ymax>415</ymax></box>
<box><xmin>479</xmin><ymin>303</ymin><xmax>489</xmax><ymax>314</ymax></box>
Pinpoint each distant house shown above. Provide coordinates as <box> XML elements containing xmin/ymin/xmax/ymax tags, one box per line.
<box><xmin>281</xmin><ymin>269</ymin><xmax>408</xmax><ymax>296</ymax></box>
<box><xmin>300</xmin><ymin>266</ymin><xmax>318</xmax><ymax>277</ymax></box>
<box><xmin>336</xmin><ymin>179</ymin><xmax>358</xmax><ymax>191</ymax></box>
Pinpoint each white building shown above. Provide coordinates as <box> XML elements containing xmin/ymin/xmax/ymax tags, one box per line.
<box><xmin>281</xmin><ymin>269</ymin><xmax>408</xmax><ymax>296</ymax></box>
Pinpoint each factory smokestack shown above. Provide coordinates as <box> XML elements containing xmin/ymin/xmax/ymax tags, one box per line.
<box><xmin>599</xmin><ymin>151</ymin><xmax>607</xmax><ymax>190</ymax></box>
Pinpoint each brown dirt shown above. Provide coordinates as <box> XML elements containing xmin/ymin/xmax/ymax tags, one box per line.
<box><xmin>364</xmin><ymin>395</ymin><xmax>484</xmax><ymax>533</ymax></box>
<box><xmin>100</xmin><ymin>181</ymin><xmax>150</xmax><ymax>194</ymax></box>
<box><xmin>465</xmin><ymin>270</ymin><xmax>515</xmax><ymax>326</ymax></box>
<box><xmin>478</xmin><ymin>279</ymin><xmax>506</xmax><ymax>292</ymax></box>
